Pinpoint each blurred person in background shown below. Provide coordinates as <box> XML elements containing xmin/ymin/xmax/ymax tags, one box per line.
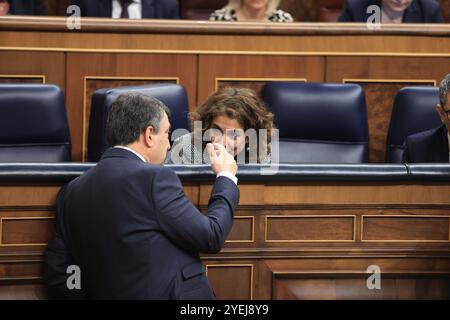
<box><xmin>0</xmin><ymin>0</ymin><xmax>46</xmax><ymax>16</ymax></box>
<box><xmin>210</xmin><ymin>0</ymin><xmax>293</xmax><ymax>22</ymax></box>
<box><xmin>70</xmin><ymin>0</ymin><xmax>179</xmax><ymax>19</ymax></box>
<box><xmin>338</xmin><ymin>0</ymin><xmax>444</xmax><ymax>23</ymax></box>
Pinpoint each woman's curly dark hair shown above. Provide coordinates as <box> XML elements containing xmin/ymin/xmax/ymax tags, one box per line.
<box><xmin>189</xmin><ymin>87</ymin><xmax>275</xmax><ymax>163</ymax></box>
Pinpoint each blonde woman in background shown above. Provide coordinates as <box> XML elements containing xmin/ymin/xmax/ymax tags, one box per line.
<box><xmin>210</xmin><ymin>0</ymin><xmax>293</xmax><ymax>22</ymax></box>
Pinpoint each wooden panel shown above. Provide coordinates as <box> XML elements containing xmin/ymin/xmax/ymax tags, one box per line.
<box><xmin>226</xmin><ymin>216</ymin><xmax>254</xmax><ymax>243</ymax></box>
<box><xmin>66</xmin><ymin>53</ymin><xmax>197</xmax><ymax>161</ymax></box>
<box><xmin>4</xmin><ymin>20</ymin><xmax>450</xmax><ymax>55</ymax></box>
<box><xmin>274</xmin><ymin>276</ymin><xmax>450</xmax><ymax>300</ymax></box>
<box><xmin>0</xmin><ymin>260</ymin><xmax>42</xmax><ymax>279</ymax></box>
<box><xmin>0</xmin><ymin>186</ymin><xmax>59</xmax><ymax>207</ymax></box>
<box><xmin>0</xmin><ymin>76</ymin><xmax>44</xmax><ymax>84</ymax></box>
<box><xmin>266</xmin><ymin>215</ymin><xmax>355</xmax><ymax>242</ymax></box>
<box><xmin>216</xmin><ymin>78</ymin><xmax>306</xmax><ymax>97</ymax></box>
<box><xmin>1</xmin><ymin>179</ymin><xmax>450</xmax><ymax>300</ymax></box>
<box><xmin>206</xmin><ymin>264</ymin><xmax>253</xmax><ymax>300</ymax></box>
<box><xmin>183</xmin><ymin>185</ymin><xmax>199</xmax><ymax>205</ymax></box>
<box><xmin>198</xmin><ymin>55</ymin><xmax>325</xmax><ymax>103</ymax></box>
<box><xmin>264</xmin><ymin>183</ymin><xmax>450</xmax><ymax>205</ymax></box>
<box><xmin>265</xmin><ymin>257</ymin><xmax>450</xmax><ymax>274</ymax></box>
<box><xmin>363</xmin><ymin>216</ymin><xmax>450</xmax><ymax>242</ymax></box>
<box><xmin>206</xmin><ymin>183</ymin><xmax>450</xmax><ymax>206</ymax></box>
<box><xmin>200</xmin><ymin>184</ymin><xmax>264</xmax><ymax>206</ymax></box>
<box><xmin>327</xmin><ymin>55</ymin><xmax>447</xmax><ymax>87</ymax></box>
<box><xmin>1</xmin><ymin>217</ymin><xmax>54</xmax><ymax>246</ymax></box>
<box><xmin>0</xmin><ymin>284</ymin><xmax>45</xmax><ymax>300</ymax></box>
<box><xmin>264</xmin><ymin>258</ymin><xmax>450</xmax><ymax>300</ymax></box>
<box><xmin>0</xmin><ymin>51</ymin><xmax>65</xmax><ymax>90</ymax></box>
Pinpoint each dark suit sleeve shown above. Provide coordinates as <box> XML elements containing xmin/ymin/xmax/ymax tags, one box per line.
<box><xmin>338</xmin><ymin>0</ymin><xmax>355</xmax><ymax>22</ymax></box>
<box><xmin>44</xmin><ymin>184</ymin><xmax>86</xmax><ymax>299</ymax></box>
<box><xmin>152</xmin><ymin>167</ymin><xmax>239</xmax><ymax>254</ymax></box>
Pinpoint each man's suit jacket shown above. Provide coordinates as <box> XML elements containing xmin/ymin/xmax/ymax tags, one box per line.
<box><xmin>8</xmin><ymin>0</ymin><xmax>46</xmax><ymax>15</ymax></box>
<box><xmin>44</xmin><ymin>148</ymin><xmax>239</xmax><ymax>299</ymax></box>
<box><xmin>403</xmin><ymin>125</ymin><xmax>449</xmax><ymax>163</ymax></box>
<box><xmin>70</xmin><ymin>0</ymin><xmax>179</xmax><ymax>19</ymax></box>
<box><xmin>338</xmin><ymin>0</ymin><xmax>444</xmax><ymax>23</ymax></box>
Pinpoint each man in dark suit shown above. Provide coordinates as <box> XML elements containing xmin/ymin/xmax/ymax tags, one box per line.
<box><xmin>70</xmin><ymin>0</ymin><xmax>179</xmax><ymax>19</ymax></box>
<box><xmin>338</xmin><ymin>0</ymin><xmax>444</xmax><ymax>23</ymax></box>
<box><xmin>0</xmin><ymin>0</ymin><xmax>46</xmax><ymax>15</ymax></box>
<box><xmin>403</xmin><ymin>74</ymin><xmax>450</xmax><ymax>163</ymax></box>
<box><xmin>44</xmin><ymin>93</ymin><xmax>239</xmax><ymax>299</ymax></box>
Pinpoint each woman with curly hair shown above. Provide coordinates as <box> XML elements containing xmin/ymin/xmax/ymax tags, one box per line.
<box><xmin>168</xmin><ymin>87</ymin><xmax>275</xmax><ymax>164</ymax></box>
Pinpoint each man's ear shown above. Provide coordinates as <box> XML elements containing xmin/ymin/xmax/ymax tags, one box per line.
<box><xmin>436</xmin><ymin>104</ymin><xmax>446</xmax><ymax>123</ymax></box>
<box><xmin>144</xmin><ymin>126</ymin><xmax>155</xmax><ymax>148</ymax></box>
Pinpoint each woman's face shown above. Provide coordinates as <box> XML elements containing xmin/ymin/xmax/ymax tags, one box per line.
<box><xmin>382</xmin><ymin>0</ymin><xmax>413</xmax><ymax>13</ymax></box>
<box><xmin>208</xmin><ymin>114</ymin><xmax>246</xmax><ymax>157</ymax></box>
<box><xmin>242</xmin><ymin>0</ymin><xmax>269</xmax><ymax>11</ymax></box>
<box><xmin>0</xmin><ymin>0</ymin><xmax>10</xmax><ymax>16</ymax></box>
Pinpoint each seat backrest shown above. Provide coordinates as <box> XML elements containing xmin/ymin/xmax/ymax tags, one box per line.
<box><xmin>262</xmin><ymin>82</ymin><xmax>369</xmax><ymax>163</ymax></box>
<box><xmin>179</xmin><ymin>0</ymin><xmax>228</xmax><ymax>20</ymax></box>
<box><xmin>386</xmin><ymin>86</ymin><xmax>441</xmax><ymax>163</ymax></box>
<box><xmin>0</xmin><ymin>84</ymin><xmax>71</xmax><ymax>162</ymax></box>
<box><xmin>318</xmin><ymin>0</ymin><xmax>345</xmax><ymax>22</ymax></box>
<box><xmin>88</xmin><ymin>83</ymin><xmax>190</xmax><ymax>162</ymax></box>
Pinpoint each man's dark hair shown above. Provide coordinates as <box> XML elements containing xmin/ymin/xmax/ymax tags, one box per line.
<box><xmin>106</xmin><ymin>92</ymin><xmax>170</xmax><ymax>146</ymax></box>
<box><xmin>439</xmin><ymin>73</ymin><xmax>450</xmax><ymax>107</ymax></box>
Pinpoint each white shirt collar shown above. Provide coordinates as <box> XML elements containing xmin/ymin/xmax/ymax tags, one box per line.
<box><xmin>114</xmin><ymin>146</ymin><xmax>146</xmax><ymax>162</ymax></box>
<box><xmin>112</xmin><ymin>0</ymin><xmax>142</xmax><ymax>19</ymax></box>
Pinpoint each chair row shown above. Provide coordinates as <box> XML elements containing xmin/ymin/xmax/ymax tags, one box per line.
<box><xmin>87</xmin><ymin>82</ymin><xmax>442</xmax><ymax>163</ymax></box>
<box><xmin>262</xmin><ymin>83</ymin><xmax>441</xmax><ymax>163</ymax></box>
<box><xmin>0</xmin><ymin>82</ymin><xmax>441</xmax><ymax>163</ymax></box>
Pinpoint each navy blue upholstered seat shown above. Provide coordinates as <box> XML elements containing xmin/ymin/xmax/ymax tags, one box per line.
<box><xmin>0</xmin><ymin>84</ymin><xmax>71</xmax><ymax>162</ymax></box>
<box><xmin>87</xmin><ymin>83</ymin><xmax>190</xmax><ymax>162</ymax></box>
<box><xmin>385</xmin><ymin>86</ymin><xmax>441</xmax><ymax>163</ymax></box>
<box><xmin>262</xmin><ymin>82</ymin><xmax>369</xmax><ymax>163</ymax></box>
